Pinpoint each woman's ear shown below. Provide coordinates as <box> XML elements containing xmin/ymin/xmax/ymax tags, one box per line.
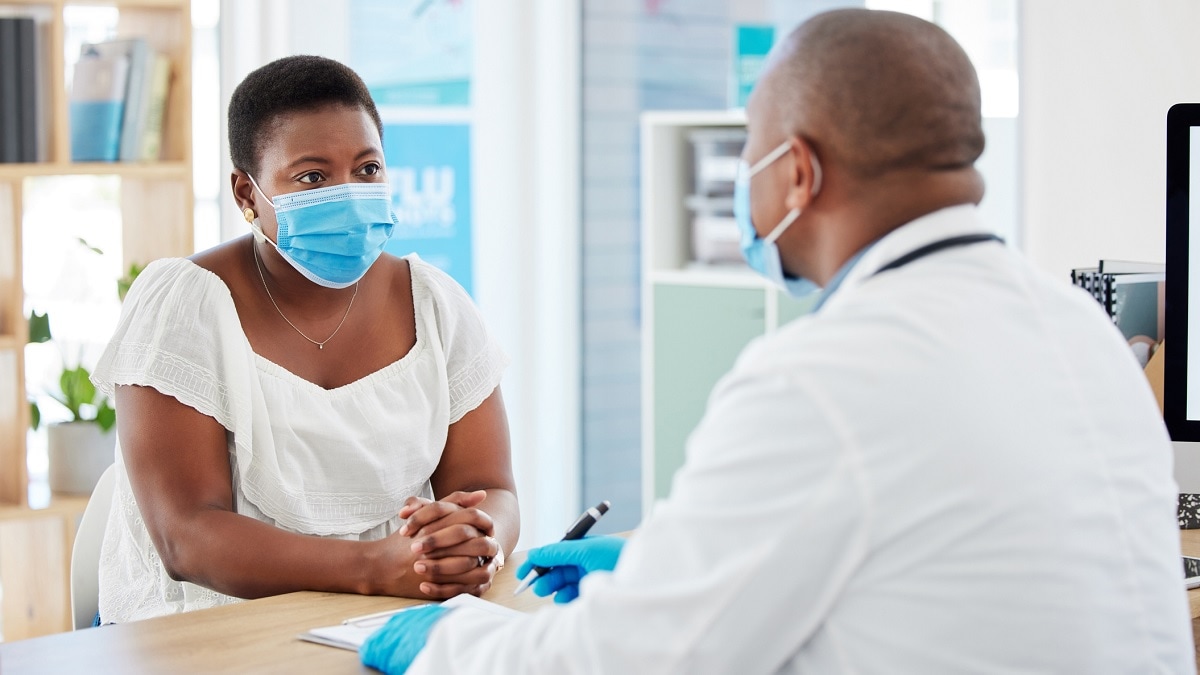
<box><xmin>783</xmin><ymin>136</ymin><xmax>823</xmax><ymax>212</ymax></box>
<box><xmin>231</xmin><ymin>170</ymin><xmax>259</xmax><ymax>213</ymax></box>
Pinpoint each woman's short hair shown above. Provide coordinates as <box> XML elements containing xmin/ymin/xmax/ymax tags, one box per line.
<box><xmin>228</xmin><ymin>55</ymin><xmax>383</xmax><ymax>176</ymax></box>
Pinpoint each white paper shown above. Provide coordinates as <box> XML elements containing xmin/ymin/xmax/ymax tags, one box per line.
<box><xmin>297</xmin><ymin>594</ymin><xmax>522</xmax><ymax>652</ymax></box>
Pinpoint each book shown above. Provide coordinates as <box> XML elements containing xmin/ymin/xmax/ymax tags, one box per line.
<box><xmin>70</xmin><ymin>45</ymin><xmax>130</xmax><ymax>162</ymax></box>
<box><xmin>0</xmin><ymin>19</ymin><xmax>19</xmax><ymax>163</ymax></box>
<box><xmin>16</xmin><ymin>17</ymin><xmax>37</xmax><ymax>162</ymax></box>
<box><xmin>86</xmin><ymin>39</ymin><xmax>153</xmax><ymax>161</ymax></box>
<box><xmin>297</xmin><ymin>594</ymin><xmax>522</xmax><ymax>652</ymax></box>
<box><xmin>35</xmin><ymin>19</ymin><xmax>48</xmax><ymax>162</ymax></box>
<box><xmin>138</xmin><ymin>53</ymin><xmax>171</xmax><ymax>161</ymax></box>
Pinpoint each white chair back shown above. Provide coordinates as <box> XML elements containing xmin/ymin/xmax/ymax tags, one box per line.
<box><xmin>70</xmin><ymin>464</ymin><xmax>117</xmax><ymax>630</ymax></box>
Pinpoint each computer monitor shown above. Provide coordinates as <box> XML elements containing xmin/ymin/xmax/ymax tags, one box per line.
<box><xmin>1164</xmin><ymin>103</ymin><xmax>1200</xmax><ymax>489</ymax></box>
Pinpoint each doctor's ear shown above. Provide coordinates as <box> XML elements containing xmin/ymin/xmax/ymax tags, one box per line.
<box><xmin>784</xmin><ymin>137</ymin><xmax>823</xmax><ymax>211</ymax></box>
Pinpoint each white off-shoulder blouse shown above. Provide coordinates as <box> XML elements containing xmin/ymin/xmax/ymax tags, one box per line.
<box><xmin>90</xmin><ymin>254</ymin><xmax>508</xmax><ymax>623</ymax></box>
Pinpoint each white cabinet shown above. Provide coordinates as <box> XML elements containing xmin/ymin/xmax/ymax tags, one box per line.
<box><xmin>639</xmin><ymin>110</ymin><xmax>815</xmax><ymax>516</ymax></box>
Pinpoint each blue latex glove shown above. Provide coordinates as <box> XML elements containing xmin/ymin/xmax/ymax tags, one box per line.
<box><xmin>515</xmin><ymin>536</ymin><xmax>625</xmax><ymax>604</ymax></box>
<box><xmin>360</xmin><ymin>605</ymin><xmax>450</xmax><ymax>675</ymax></box>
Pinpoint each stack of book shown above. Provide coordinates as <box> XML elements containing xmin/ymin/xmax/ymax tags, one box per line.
<box><xmin>1071</xmin><ymin>259</ymin><xmax>1165</xmax><ymax>367</ymax></box>
<box><xmin>0</xmin><ymin>17</ymin><xmax>41</xmax><ymax>163</ymax></box>
<box><xmin>70</xmin><ymin>38</ymin><xmax>171</xmax><ymax>163</ymax></box>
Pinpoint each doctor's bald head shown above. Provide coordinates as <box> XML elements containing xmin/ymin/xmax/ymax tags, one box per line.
<box><xmin>754</xmin><ymin>9</ymin><xmax>984</xmax><ymax>180</ymax></box>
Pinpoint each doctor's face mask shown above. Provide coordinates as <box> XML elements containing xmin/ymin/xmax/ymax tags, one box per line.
<box><xmin>247</xmin><ymin>173</ymin><xmax>398</xmax><ymax>289</ymax></box>
<box><xmin>734</xmin><ymin>140</ymin><xmax>823</xmax><ymax>299</ymax></box>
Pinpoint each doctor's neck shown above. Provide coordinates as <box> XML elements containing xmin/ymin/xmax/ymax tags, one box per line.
<box><xmin>796</xmin><ymin>166</ymin><xmax>984</xmax><ymax>286</ymax></box>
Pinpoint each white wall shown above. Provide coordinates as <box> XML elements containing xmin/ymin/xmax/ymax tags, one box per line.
<box><xmin>1020</xmin><ymin>1</ymin><xmax>1200</xmax><ymax>276</ymax></box>
<box><xmin>1021</xmin><ymin>1</ymin><xmax>1200</xmax><ymax>489</ymax></box>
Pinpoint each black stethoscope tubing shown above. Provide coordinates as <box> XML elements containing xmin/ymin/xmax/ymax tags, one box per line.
<box><xmin>870</xmin><ymin>233</ymin><xmax>1004</xmax><ymax>278</ymax></box>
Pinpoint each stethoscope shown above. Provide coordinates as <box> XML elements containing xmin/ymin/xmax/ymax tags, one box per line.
<box><xmin>870</xmin><ymin>233</ymin><xmax>1004</xmax><ymax>278</ymax></box>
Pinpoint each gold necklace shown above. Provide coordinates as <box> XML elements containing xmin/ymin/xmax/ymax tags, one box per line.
<box><xmin>252</xmin><ymin>243</ymin><xmax>359</xmax><ymax>350</ymax></box>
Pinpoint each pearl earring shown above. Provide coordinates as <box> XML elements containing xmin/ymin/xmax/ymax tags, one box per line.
<box><xmin>243</xmin><ymin>208</ymin><xmax>256</xmax><ymax>223</ymax></box>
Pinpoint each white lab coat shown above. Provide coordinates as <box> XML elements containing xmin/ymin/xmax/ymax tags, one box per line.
<box><xmin>410</xmin><ymin>205</ymin><xmax>1194</xmax><ymax>674</ymax></box>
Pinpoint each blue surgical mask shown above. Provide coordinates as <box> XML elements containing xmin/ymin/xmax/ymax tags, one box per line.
<box><xmin>247</xmin><ymin>174</ymin><xmax>397</xmax><ymax>289</ymax></box>
<box><xmin>734</xmin><ymin>140</ymin><xmax>823</xmax><ymax>299</ymax></box>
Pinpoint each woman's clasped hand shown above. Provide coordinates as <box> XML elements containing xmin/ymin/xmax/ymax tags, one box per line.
<box><xmin>397</xmin><ymin>491</ymin><xmax>504</xmax><ymax>598</ymax></box>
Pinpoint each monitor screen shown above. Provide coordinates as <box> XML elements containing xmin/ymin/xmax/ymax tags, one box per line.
<box><xmin>1165</xmin><ymin>103</ymin><xmax>1200</xmax><ymax>440</ymax></box>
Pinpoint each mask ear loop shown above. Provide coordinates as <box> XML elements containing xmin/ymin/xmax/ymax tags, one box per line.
<box><xmin>243</xmin><ymin>173</ymin><xmax>277</xmax><ymax>245</ymax></box>
<box><xmin>245</xmin><ymin>173</ymin><xmax>276</xmax><ymax>209</ymax></box>
<box><xmin>747</xmin><ymin>140</ymin><xmax>793</xmax><ymax>177</ymax></box>
<box><xmin>763</xmin><ymin>147</ymin><xmax>822</xmax><ymax>245</ymax></box>
<box><xmin>809</xmin><ymin>152</ymin><xmax>823</xmax><ymax>197</ymax></box>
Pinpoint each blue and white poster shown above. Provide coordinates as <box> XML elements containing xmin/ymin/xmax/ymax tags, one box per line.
<box><xmin>349</xmin><ymin>0</ymin><xmax>472</xmax><ymax>106</ymax></box>
<box><xmin>383</xmin><ymin>123</ymin><xmax>473</xmax><ymax>294</ymax></box>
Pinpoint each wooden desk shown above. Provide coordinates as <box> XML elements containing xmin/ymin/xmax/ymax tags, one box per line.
<box><xmin>0</xmin><ymin>495</ymin><xmax>90</xmax><ymax>639</ymax></box>
<box><xmin>0</xmin><ymin>551</ymin><xmax>549</xmax><ymax>674</ymax></box>
<box><xmin>1183</xmin><ymin>529</ymin><xmax>1200</xmax><ymax>619</ymax></box>
<box><xmin>1180</xmin><ymin>529</ymin><xmax>1200</xmax><ymax>669</ymax></box>
<box><xmin>4</xmin><ymin>535</ymin><xmax>1198</xmax><ymax>672</ymax></box>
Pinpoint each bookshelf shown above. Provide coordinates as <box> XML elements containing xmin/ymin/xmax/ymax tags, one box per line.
<box><xmin>0</xmin><ymin>0</ymin><xmax>192</xmax><ymax>639</ymax></box>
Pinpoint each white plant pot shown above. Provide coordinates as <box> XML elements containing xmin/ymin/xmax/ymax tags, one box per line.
<box><xmin>47</xmin><ymin>422</ymin><xmax>116</xmax><ymax>495</ymax></box>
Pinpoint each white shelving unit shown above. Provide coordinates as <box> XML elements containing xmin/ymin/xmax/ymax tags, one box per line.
<box><xmin>640</xmin><ymin>110</ymin><xmax>816</xmax><ymax>516</ymax></box>
<box><xmin>0</xmin><ymin>0</ymin><xmax>194</xmax><ymax>640</ymax></box>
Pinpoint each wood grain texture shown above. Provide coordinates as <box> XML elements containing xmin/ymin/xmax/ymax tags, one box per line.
<box><xmin>0</xmin><ymin>350</ymin><xmax>24</xmax><ymax>507</ymax></box>
<box><xmin>121</xmin><ymin>178</ymin><xmax>194</xmax><ymax>264</ymax></box>
<box><xmin>1182</xmin><ymin>529</ymin><xmax>1200</xmax><ymax>619</ymax></box>
<box><xmin>0</xmin><ymin>162</ymin><xmax>188</xmax><ymax>180</ymax></box>
<box><xmin>0</xmin><ymin>499</ymin><xmax>86</xmax><ymax>639</ymax></box>
<box><xmin>0</xmin><ymin>550</ymin><xmax>551</xmax><ymax>673</ymax></box>
<box><xmin>1180</xmin><ymin>529</ymin><xmax>1200</xmax><ymax>672</ymax></box>
<box><xmin>0</xmin><ymin>495</ymin><xmax>89</xmax><ymax>522</ymax></box>
<box><xmin>0</xmin><ymin>181</ymin><xmax>23</xmax><ymax>507</ymax></box>
<box><xmin>1</xmin><ymin>532</ymin><xmax>1194</xmax><ymax>670</ymax></box>
<box><xmin>48</xmin><ymin>0</ymin><xmax>68</xmax><ymax>164</ymax></box>
<box><xmin>0</xmin><ymin>514</ymin><xmax>73</xmax><ymax>640</ymax></box>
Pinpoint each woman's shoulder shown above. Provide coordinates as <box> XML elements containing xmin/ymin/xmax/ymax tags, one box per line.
<box><xmin>188</xmin><ymin>236</ymin><xmax>251</xmax><ymax>290</ymax></box>
<box><xmin>122</xmin><ymin>246</ymin><xmax>237</xmax><ymax>321</ymax></box>
<box><xmin>401</xmin><ymin>253</ymin><xmax>470</xmax><ymax>305</ymax></box>
<box><xmin>128</xmin><ymin>257</ymin><xmax>228</xmax><ymax>302</ymax></box>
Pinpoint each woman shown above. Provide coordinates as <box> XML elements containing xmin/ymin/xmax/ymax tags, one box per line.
<box><xmin>90</xmin><ymin>56</ymin><xmax>518</xmax><ymax>623</ymax></box>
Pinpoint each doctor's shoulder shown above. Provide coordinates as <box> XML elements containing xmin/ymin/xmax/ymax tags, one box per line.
<box><xmin>728</xmin><ymin>310</ymin><xmax>854</xmax><ymax>377</ymax></box>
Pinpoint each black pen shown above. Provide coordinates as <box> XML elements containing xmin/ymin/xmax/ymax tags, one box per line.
<box><xmin>512</xmin><ymin>500</ymin><xmax>610</xmax><ymax>596</ymax></box>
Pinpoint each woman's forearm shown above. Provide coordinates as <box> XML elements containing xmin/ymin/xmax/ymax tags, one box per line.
<box><xmin>160</xmin><ymin>508</ymin><xmax>418</xmax><ymax>599</ymax></box>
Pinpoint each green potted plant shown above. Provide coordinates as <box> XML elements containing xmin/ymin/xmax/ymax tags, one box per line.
<box><xmin>36</xmin><ymin>363</ymin><xmax>117</xmax><ymax>495</ymax></box>
<box><xmin>29</xmin><ymin>312</ymin><xmax>117</xmax><ymax>495</ymax></box>
<box><xmin>28</xmin><ymin>243</ymin><xmax>137</xmax><ymax>494</ymax></box>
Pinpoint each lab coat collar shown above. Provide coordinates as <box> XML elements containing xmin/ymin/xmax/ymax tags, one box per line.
<box><xmin>811</xmin><ymin>245</ymin><xmax>872</xmax><ymax>313</ymax></box>
<box><xmin>818</xmin><ymin>203</ymin><xmax>991</xmax><ymax>311</ymax></box>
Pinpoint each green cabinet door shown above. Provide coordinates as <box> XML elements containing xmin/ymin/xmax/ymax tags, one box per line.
<box><xmin>777</xmin><ymin>289</ymin><xmax>818</xmax><ymax>328</ymax></box>
<box><xmin>652</xmin><ymin>284</ymin><xmax>766</xmax><ymax>501</ymax></box>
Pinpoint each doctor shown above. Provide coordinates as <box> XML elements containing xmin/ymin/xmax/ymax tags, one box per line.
<box><xmin>363</xmin><ymin>9</ymin><xmax>1193</xmax><ymax>673</ymax></box>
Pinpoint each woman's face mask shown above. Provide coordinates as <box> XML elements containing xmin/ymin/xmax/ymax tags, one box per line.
<box><xmin>247</xmin><ymin>174</ymin><xmax>398</xmax><ymax>289</ymax></box>
<box><xmin>733</xmin><ymin>140</ymin><xmax>823</xmax><ymax>299</ymax></box>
